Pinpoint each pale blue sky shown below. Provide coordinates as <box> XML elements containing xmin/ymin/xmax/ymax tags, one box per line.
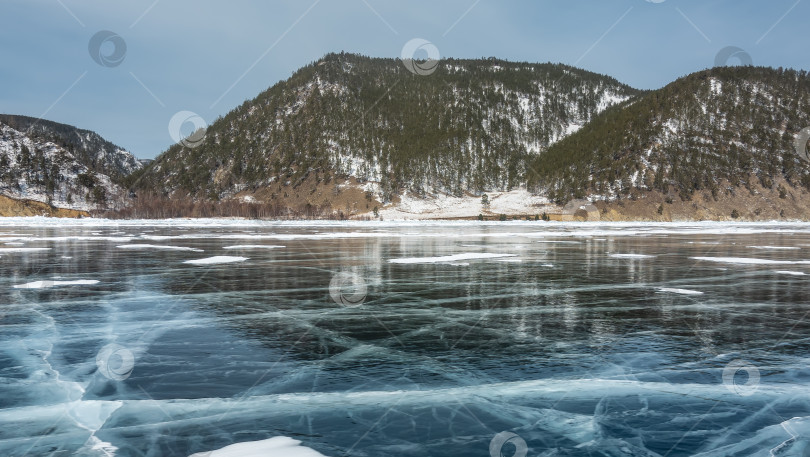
<box><xmin>1</xmin><ymin>0</ymin><xmax>807</xmax><ymax>158</ymax></box>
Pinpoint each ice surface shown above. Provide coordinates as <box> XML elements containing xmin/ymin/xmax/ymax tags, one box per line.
<box><xmin>188</xmin><ymin>437</ymin><xmax>329</xmax><ymax>457</ymax></box>
<box><xmin>2</xmin><ymin>220</ymin><xmax>810</xmax><ymax>456</ymax></box>
<box><xmin>183</xmin><ymin>256</ymin><xmax>248</xmax><ymax>265</ymax></box>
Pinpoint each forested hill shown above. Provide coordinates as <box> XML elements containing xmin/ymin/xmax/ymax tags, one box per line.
<box><xmin>132</xmin><ymin>53</ymin><xmax>642</xmax><ymax>201</ymax></box>
<box><xmin>0</xmin><ymin>114</ymin><xmax>142</xmax><ymax>182</ymax></box>
<box><xmin>529</xmin><ymin>66</ymin><xmax>810</xmax><ymax>203</ymax></box>
<box><xmin>0</xmin><ymin>116</ymin><xmax>142</xmax><ymax>211</ymax></box>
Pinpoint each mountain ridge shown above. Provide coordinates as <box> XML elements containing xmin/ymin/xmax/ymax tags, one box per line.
<box><xmin>0</xmin><ymin>115</ymin><xmax>142</xmax><ymax>213</ymax></box>
<box><xmin>529</xmin><ymin>66</ymin><xmax>810</xmax><ymax>199</ymax></box>
<box><xmin>130</xmin><ymin>52</ymin><xmax>643</xmax><ymax>207</ymax></box>
<box><xmin>5</xmin><ymin>54</ymin><xmax>810</xmax><ymax>220</ymax></box>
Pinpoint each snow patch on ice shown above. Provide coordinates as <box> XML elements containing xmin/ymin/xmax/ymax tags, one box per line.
<box><xmin>775</xmin><ymin>270</ymin><xmax>807</xmax><ymax>276</ymax></box>
<box><xmin>184</xmin><ymin>256</ymin><xmax>248</xmax><ymax>265</ymax></box>
<box><xmin>188</xmin><ymin>436</ymin><xmax>329</xmax><ymax>457</ymax></box>
<box><xmin>610</xmin><ymin>254</ymin><xmax>654</xmax><ymax>259</ymax></box>
<box><xmin>692</xmin><ymin>257</ymin><xmax>810</xmax><ymax>265</ymax></box>
<box><xmin>657</xmin><ymin>287</ymin><xmax>704</xmax><ymax>296</ymax></box>
<box><xmin>0</xmin><ymin>247</ymin><xmax>50</xmax><ymax>252</ymax></box>
<box><xmin>222</xmin><ymin>245</ymin><xmax>285</xmax><ymax>250</ymax></box>
<box><xmin>389</xmin><ymin>253</ymin><xmax>517</xmax><ymax>264</ymax></box>
<box><xmin>13</xmin><ymin>279</ymin><xmax>99</xmax><ymax>289</ymax></box>
<box><xmin>117</xmin><ymin>244</ymin><xmax>203</xmax><ymax>252</ymax></box>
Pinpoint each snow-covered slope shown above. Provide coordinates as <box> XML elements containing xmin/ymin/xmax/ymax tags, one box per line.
<box><xmin>0</xmin><ymin>119</ymin><xmax>140</xmax><ymax>211</ymax></box>
<box><xmin>137</xmin><ymin>53</ymin><xmax>642</xmax><ymax>202</ymax></box>
<box><xmin>531</xmin><ymin>66</ymin><xmax>810</xmax><ymax>203</ymax></box>
<box><xmin>0</xmin><ymin>114</ymin><xmax>142</xmax><ymax>179</ymax></box>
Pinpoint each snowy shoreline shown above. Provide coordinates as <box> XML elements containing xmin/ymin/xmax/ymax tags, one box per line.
<box><xmin>0</xmin><ymin>216</ymin><xmax>807</xmax><ymax>228</ymax></box>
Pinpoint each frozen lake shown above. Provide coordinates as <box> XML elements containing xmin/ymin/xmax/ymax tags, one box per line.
<box><xmin>2</xmin><ymin>219</ymin><xmax>810</xmax><ymax>456</ymax></box>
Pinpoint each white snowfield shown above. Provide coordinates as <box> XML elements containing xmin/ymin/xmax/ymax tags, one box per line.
<box><xmin>379</xmin><ymin>188</ymin><xmax>554</xmax><ymax>220</ymax></box>
<box><xmin>188</xmin><ymin>436</ymin><xmax>329</xmax><ymax>457</ymax></box>
<box><xmin>183</xmin><ymin>256</ymin><xmax>248</xmax><ymax>265</ymax></box>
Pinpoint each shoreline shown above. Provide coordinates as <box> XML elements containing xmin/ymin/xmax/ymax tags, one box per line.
<box><xmin>0</xmin><ymin>216</ymin><xmax>808</xmax><ymax>226</ymax></box>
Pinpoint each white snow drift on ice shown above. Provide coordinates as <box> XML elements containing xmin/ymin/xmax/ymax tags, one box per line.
<box><xmin>13</xmin><ymin>279</ymin><xmax>99</xmax><ymax>289</ymax></box>
<box><xmin>389</xmin><ymin>253</ymin><xmax>517</xmax><ymax>264</ymax></box>
<box><xmin>183</xmin><ymin>256</ymin><xmax>248</xmax><ymax>265</ymax></box>
<box><xmin>117</xmin><ymin>244</ymin><xmax>203</xmax><ymax>252</ymax></box>
<box><xmin>188</xmin><ymin>436</ymin><xmax>329</xmax><ymax>457</ymax></box>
